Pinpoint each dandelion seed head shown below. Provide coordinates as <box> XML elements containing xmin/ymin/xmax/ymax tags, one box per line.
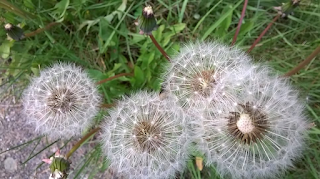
<box><xmin>22</xmin><ymin>63</ymin><xmax>101</xmax><ymax>140</ymax></box>
<box><xmin>196</xmin><ymin>64</ymin><xmax>308</xmax><ymax>179</ymax></box>
<box><xmin>101</xmin><ymin>92</ymin><xmax>191</xmax><ymax>179</ymax></box>
<box><xmin>163</xmin><ymin>41</ymin><xmax>254</xmax><ymax>109</ymax></box>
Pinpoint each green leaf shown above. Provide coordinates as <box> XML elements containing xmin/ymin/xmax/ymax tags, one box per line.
<box><xmin>153</xmin><ymin>24</ymin><xmax>165</xmax><ymax>41</ymax></box>
<box><xmin>0</xmin><ymin>40</ymin><xmax>14</xmax><ymax>59</ymax></box>
<box><xmin>87</xmin><ymin>69</ymin><xmax>106</xmax><ymax>81</ymax></box>
<box><xmin>51</xmin><ymin>0</ymin><xmax>70</xmax><ymax>22</ymax></box>
<box><xmin>162</xmin><ymin>31</ymin><xmax>175</xmax><ymax>46</ymax></box>
<box><xmin>238</xmin><ymin>20</ymin><xmax>254</xmax><ymax>36</ymax></box>
<box><xmin>99</xmin><ymin>18</ymin><xmax>111</xmax><ymax>41</ymax></box>
<box><xmin>133</xmin><ymin>66</ymin><xmax>144</xmax><ymax>87</ymax></box>
<box><xmin>23</xmin><ymin>0</ymin><xmax>35</xmax><ymax>10</ymax></box>
<box><xmin>169</xmin><ymin>23</ymin><xmax>186</xmax><ymax>34</ymax></box>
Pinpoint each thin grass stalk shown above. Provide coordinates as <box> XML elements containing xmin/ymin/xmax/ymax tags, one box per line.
<box><xmin>247</xmin><ymin>14</ymin><xmax>280</xmax><ymax>53</ymax></box>
<box><xmin>283</xmin><ymin>45</ymin><xmax>320</xmax><ymax>77</ymax></box>
<box><xmin>232</xmin><ymin>0</ymin><xmax>248</xmax><ymax>46</ymax></box>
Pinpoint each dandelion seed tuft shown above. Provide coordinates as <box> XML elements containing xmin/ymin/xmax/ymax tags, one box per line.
<box><xmin>22</xmin><ymin>63</ymin><xmax>101</xmax><ymax>140</ymax></box>
<box><xmin>197</xmin><ymin>65</ymin><xmax>308</xmax><ymax>179</ymax></box>
<box><xmin>101</xmin><ymin>91</ymin><xmax>191</xmax><ymax>179</ymax></box>
<box><xmin>163</xmin><ymin>41</ymin><xmax>254</xmax><ymax>109</ymax></box>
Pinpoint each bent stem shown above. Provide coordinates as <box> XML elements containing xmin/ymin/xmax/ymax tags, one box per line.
<box><xmin>149</xmin><ymin>34</ymin><xmax>170</xmax><ymax>62</ymax></box>
<box><xmin>247</xmin><ymin>14</ymin><xmax>280</xmax><ymax>53</ymax></box>
<box><xmin>283</xmin><ymin>45</ymin><xmax>320</xmax><ymax>77</ymax></box>
<box><xmin>24</xmin><ymin>22</ymin><xmax>60</xmax><ymax>38</ymax></box>
<box><xmin>232</xmin><ymin>0</ymin><xmax>248</xmax><ymax>46</ymax></box>
<box><xmin>66</xmin><ymin>127</ymin><xmax>101</xmax><ymax>160</ymax></box>
<box><xmin>96</xmin><ymin>72</ymin><xmax>133</xmax><ymax>85</ymax></box>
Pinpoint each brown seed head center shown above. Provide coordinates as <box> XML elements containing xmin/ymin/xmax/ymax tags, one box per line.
<box><xmin>191</xmin><ymin>70</ymin><xmax>215</xmax><ymax>97</ymax></box>
<box><xmin>47</xmin><ymin>88</ymin><xmax>76</xmax><ymax>113</ymax></box>
<box><xmin>133</xmin><ymin>121</ymin><xmax>162</xmax><ymax>153</ymax></box>
<box><xmin>227</xmin><ymin>102</ymin><xmax>268</xmax><ymax>145</ymax></box>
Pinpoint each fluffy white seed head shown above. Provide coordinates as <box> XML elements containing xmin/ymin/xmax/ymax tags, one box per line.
<box><xmin>101</xmin><ymin>91</ymin><xmax>191</xmax><ymax>179</ymax></box>
<box><xmin>163</xmin><ymin>41</ymin><xmax>254</xmax><ymax>109</ymax></box>
<box><xmin>22</xmin><ymin>63</ymin><xmax>101</xmax><ymax>140</ymax></box>
<box><xmin>197</xmin><ymin>65</ymin><xmax>308</xmax><ymax>179</ymax></box>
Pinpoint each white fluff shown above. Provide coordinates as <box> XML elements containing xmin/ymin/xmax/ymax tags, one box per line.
<box><xmin>101</xmin><ymin>91</ymin><xmax>192</xmax><ymax>179</ymax></box>
<box><xmin>163</xmin><ymin>41</ymin><xmax>254</xmax><ymax>110</ymax></box>
<box><xmin>22</xmin><ymin>63</ymin><xmax>101</xmax><ymax>140</ymax></box>
<box><xmin>196</xmin><ymin>64</ymin><xmax>308</xmax><ymax>179</ymax></box>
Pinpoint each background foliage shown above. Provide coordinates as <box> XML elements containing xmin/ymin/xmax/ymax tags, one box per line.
<box><xmin>0</xmin><ymin>0</ymin><xmax>319</xmax><ymax>178</ymax></box>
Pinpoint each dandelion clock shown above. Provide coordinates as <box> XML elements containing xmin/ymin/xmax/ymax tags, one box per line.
<box><xmin>22</xmin><ymin>63</ymin><xmax>101</xmax><ymax>140</ymax></box>
<box><xmin>197</xmin><ymin>65</ymin><xmax>308</xmax><ymax>179</ymax></box>
<box><xmin>101</xmin><ymin>92</ymin><xmax>191</xmax><ymax>179</ymax></box>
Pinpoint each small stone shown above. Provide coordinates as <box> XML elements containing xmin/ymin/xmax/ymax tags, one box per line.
<box><xmin>4</xmin><ymin>157</ymin><xmax>18</xmax><ymax>173</ymax></box>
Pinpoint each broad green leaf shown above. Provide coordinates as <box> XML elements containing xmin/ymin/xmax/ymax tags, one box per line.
<box><xmin>238</xmin><ymin>20</ymin><xmax>254</xmax><ymax>36</ymax></box>
<box><xmin>99</xmin><ymin>18</ymin><xmax>111</xmax><ymax>41</ymax></box>
<box><xmin>87</xmin><ymin>69</ymin><xmax>106</xmax><ymax>80</ymax></box>
<box><xmin>51</xmin><ymin>0</ymin><xmax>70</xmax><ymax>22</ymax></box>
<box><xmin>162</xmin><ymin>31</ymin><xmax>175</xmax><ymax>47</ymax></box>
<box><xmin>153</xmin><ymin>25</ymin><xmax>165</xmax><ymax>42</ymax></box>
<box><xmin>169</xmin><ymin>23</ymin><xmax>186</xmax><ymax>34</ymax></box>
<box><xmin>0</xmin><ymin>40</ymin><xmax>14</xmax><ymax>59</ymax></box>
<box><xmin>23</xmin><ymin>0</ymin><xmax>35</xmax><ymax>10</ymax></box>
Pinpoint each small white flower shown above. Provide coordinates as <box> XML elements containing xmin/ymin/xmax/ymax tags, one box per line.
<box><xmin>163</xmin><ymin>41</ymin><xmax>254</xmax><ymax>109</ymax></box>
<box><xmin>197</xmin><ymin>65</ymin><xmax>308</xmax><ymax>179</ymax></box>
<box><xmin>22</xmin><ymin>63</ymin><xmax>101</xmax><ymax>140</ymax></box>
<box><xmin>101</xmin><ymin>91</ymin><xmax>191</xmax><ymax>179</ymax></box>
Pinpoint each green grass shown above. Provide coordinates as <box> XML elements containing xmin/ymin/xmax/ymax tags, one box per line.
<box><xmin>1</xmin><ymin>0</ymin><xmax>319</xmax><ymax>178</ymax></box>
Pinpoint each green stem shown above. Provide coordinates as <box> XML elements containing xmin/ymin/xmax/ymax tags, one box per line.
<box><xmin>66</xmin><ymin>127</ymin><xmax>100</xmax><ymax>160</ymax></box>
<box><xmin>283</xmin><ymin>45</ymin><xmax>320</xmax><ymax>77</ymax></box>
<box><xmin>149</xmin><ymin>34</ymin><xmax>170</xmax><ymax>62</ymax></box>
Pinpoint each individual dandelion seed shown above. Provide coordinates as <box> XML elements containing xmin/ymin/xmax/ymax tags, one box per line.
<box><xmin>163</xmin><ymin>41</ymin><xmax>254</xmax><ymax>109</ymax></box>
<box><xmin>101</xmin><ymin>91</ymin><xmax>191</xmax><ymax>179</ymax></box>
<box><xmin>197</xmin><ymin>65</ymin><xmax>308</xmax><ymax>179</ymax></box>
<box><xmin>22</xmin><ymin>63</ymin><xmax>101</xmax><ymax>140</ymax></box>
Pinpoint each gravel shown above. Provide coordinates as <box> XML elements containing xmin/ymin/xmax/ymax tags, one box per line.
<box><xmin>0</xmin><ymin>84</ymin><xmax>117</xmax><ymax>179</ymax></box>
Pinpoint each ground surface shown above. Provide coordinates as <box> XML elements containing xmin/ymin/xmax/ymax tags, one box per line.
<box><xmin>0</xmin><ymin>85</ymin><xmax>116</xmax><ymax>179</ymax></box>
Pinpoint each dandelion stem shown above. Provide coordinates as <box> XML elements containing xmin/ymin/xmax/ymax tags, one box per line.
<box><xmin>232</xmin><ymin>0</ymin><xmax>248</xmax><ymax>46</ymax></box>
<box><xmin>247</xmin><ymin>14</ymin><xmax>280</xmax><ymax>53</ymax></box>
<box><xmin>283</xmin><ymin>45</ymin><xmax>320</xmax><ymax>77</ymax></box>
<box><xmin>24</xmin><ymin>22</ymin><xmax>60</xmax><ymax>38</ymax></box>
<box><xmin>96</xmin><ymin>72</ymin><xmax>133</xmax><ymax>85</ymax></box>
<box><xmin>101</xmin><ymin>103</ymin><xmax>115</xmax><ymax>108</ymax></box>
<box><xmin>149</xmin><ymin>34</ymin><xmax>170</xmax><ymax>62</ymax></box>
<box><xmin>66</xmin><ymin>127</ymin><xmax>100</xmax><ymax>160</ymax></box>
